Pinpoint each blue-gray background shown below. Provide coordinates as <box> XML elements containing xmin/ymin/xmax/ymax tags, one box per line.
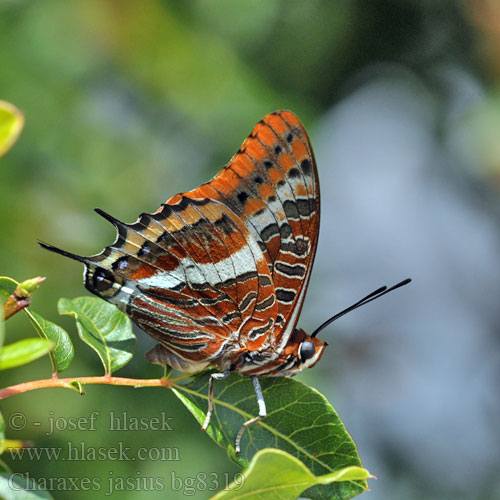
<box><xmin>1</xmin><ymin>1</ymin><xmax>499</xmax><ymax>499</ymax></box>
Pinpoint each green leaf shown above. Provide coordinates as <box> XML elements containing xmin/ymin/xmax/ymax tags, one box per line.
<box><xmin>0</xmin><ymin>338</ymin><xmax>54</xmax><ymax>371</ymax></box>
<box><xmin>0</xmin><ymin>473</ymin><xmax>54</xmax><ymax>499</ymax></box>
<box><xmin>58</xmin><ymin>297</ymin><xmax>135</xmax><ymax>375</ymax></box>
<box><xmin>0</xmin><ymin>459</ymin><xmax>11</xmax><ymax>474</ymax></box>
<box><xmin>0</xmin><ymin>100</ymin><xmax>24</xmax><ymax>158</ymax></box>
<box><xmin>0</xmin><ymin>277</ymin><xmax>18</xmax><ymax>299</ymax></box>
<box><xmin>24</xmin><ymin>309</ymin><xmax>74</xmax><ymax>374</ymax></box>
<box><xmin>210</xmin><ymin>448</ymin><xmax>372</xmax><ymax>500</ymax></box>
<box><xmin>172</xmin><ymin>375</ymin><xmax>368</xmax><ymax>500</ymax></box>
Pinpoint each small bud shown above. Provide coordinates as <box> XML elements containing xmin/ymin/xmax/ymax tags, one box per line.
<box><xmin>2</xmin><ymin>277</ymin><xmax>45</xmax><ymax>320</ymax></box>
<box><xmin>17</xmin><ymin>276</ymin><xmax>46</xmax><ymax>297</ymax></box>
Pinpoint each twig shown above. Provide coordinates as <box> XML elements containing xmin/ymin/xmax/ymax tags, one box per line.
<box><xmin>0</xmin><ymin>375</ymin><xmax>174</xmax><ymax>399</ymax></box>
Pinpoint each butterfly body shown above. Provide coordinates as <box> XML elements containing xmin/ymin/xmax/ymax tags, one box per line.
<box><xmin>42</xmin><ymin>110</ymin><xmax>327</xmax><ymax>451</ymax></box>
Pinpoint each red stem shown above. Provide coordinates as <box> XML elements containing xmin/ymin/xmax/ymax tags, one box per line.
<box><xmin>0</xmin><ymin>376</ymin><xmax>172</xmax><ymax>399</ymax></box>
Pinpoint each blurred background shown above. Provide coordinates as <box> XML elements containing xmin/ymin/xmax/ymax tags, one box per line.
<box><xmin>1</xmin><ymin>1</ymin><xmax>500</xmax><ymax>499</ymax></box>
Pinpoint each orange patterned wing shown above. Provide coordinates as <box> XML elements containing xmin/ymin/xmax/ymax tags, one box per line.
<box><xmin>76</xmin><ymin>194</ymin><xmax>276</xmax><ymax>370</ymax></box>
<box><xmin>184</xmin><ymin>110</ymin><xmax>320</xmax><ymax>357</ymax></box>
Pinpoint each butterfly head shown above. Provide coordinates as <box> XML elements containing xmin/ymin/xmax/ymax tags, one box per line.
<box><xmin>276</xmin><ymin>327</ymin><xmax>328</xmax><ymax>376</ymax></box>
<box><xmin>277</xmin><ymin>279</ymin><xmax>413</xmax><ymax>377</ymax></box>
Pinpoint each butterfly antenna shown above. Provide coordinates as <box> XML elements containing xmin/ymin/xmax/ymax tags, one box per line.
<box><xmin>38</xmin><ymin>241</ymin><xmax>88</xmax><ymax>264</ymax></box>
<box><xmin>310</xmin><ymin>278</ymin><xmax>411</xmax><ymax>338</ymax></box>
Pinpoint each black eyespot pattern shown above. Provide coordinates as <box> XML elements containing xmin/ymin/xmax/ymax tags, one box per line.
<box><xmin>92</xmin><ymin>268</ymin><xmax>114</xmax><ymax>292</ymax></box>
<box><xmin>237</xmin><ymin>191</ymin><xmax>249</xmax><ymax>204</ymax></box>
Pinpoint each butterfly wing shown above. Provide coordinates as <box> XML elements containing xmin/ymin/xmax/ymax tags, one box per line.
<box><xmin>73</xmin><ymin>194</ymin><xmax>276</xmax><ymax>369</ymax></box>
<box><xmin>185</xmin><ymin>110</ymin><xmax>320</xmax><ymax>355</ymax></box>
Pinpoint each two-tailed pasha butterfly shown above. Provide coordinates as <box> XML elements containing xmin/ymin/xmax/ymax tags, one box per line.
<box><xmin>41</xmin><ymin>111</ymin><xmax>410</xmax><ymax>453</ymax></box>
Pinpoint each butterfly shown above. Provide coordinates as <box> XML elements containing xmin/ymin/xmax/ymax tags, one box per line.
<box><xmin>41</xmin><ymin>110</ymin><xmax>410</xmax><ymax>453</ymax></box>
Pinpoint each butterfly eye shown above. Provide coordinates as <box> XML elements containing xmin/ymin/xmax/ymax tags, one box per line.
<box><xmin>299</xmin><ymin>341</ymin><xmax>315</xmax><ymax>362</ymax></box>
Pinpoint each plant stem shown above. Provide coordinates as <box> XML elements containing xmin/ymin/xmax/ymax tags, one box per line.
<box><xmin>2</xmin><ymin>295</ymin><xmax>31</xmax><ymax>320</ymax></box>
<box><xmin>0</xmin><ymin>375</ymin><xmax>174</xmax><ymax>399</ymax></box>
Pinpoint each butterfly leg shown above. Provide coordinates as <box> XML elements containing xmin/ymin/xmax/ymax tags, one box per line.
<box><xmin>235</xmin><ymin>376</ymin><xmax>266</xmax><ymax>454</ymax></box>
<box><xmin>202</xmin><ymin>370</ymin><xmax>231</xmax><ymax>431</ymax></box>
